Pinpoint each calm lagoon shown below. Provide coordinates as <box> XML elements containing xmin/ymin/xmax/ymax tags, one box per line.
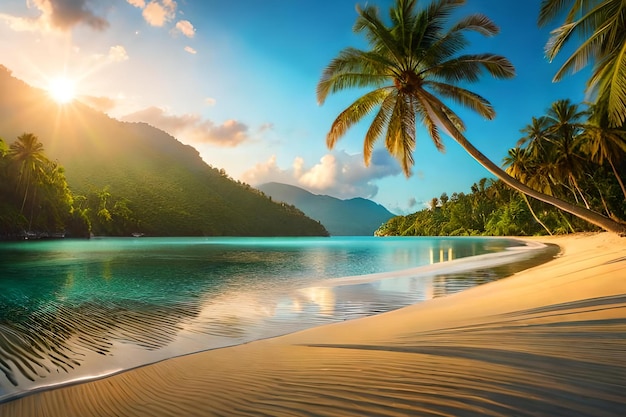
<box><xmin>0</xmin><ymin>236</ymin><xmax>555</xmax><ymax>402</ymax></box>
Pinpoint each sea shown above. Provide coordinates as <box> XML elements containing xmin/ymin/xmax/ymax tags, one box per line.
<box><xmin>0</xmin><ymin>236</ymin><xmax>556</xmax><ymax>403</ymax></box>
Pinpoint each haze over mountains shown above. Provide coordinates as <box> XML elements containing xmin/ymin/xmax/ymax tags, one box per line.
<box><xmin>0</xmin><ymin>66</ymin><xmax>328</xmax><ymax>237</ymax></box>
<box><xmin>258</xmin><ymin>182</ymin><xmax>395</xmax><ymax>236</ymax></box>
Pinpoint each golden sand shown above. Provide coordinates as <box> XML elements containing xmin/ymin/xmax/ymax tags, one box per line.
<box><xmin>1</xmin><ymin>232</ymin><xmax>625</xmax><ymax>416</ymax></box>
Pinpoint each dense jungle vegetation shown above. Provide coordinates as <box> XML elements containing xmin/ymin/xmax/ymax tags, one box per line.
<box><xmin>377</xmin><ymin>99</ymin><xmax>626</xmax><ymax>237</ymax></box>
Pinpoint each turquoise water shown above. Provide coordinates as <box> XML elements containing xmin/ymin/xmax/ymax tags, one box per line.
<box><xmin>0</xmin><ymin>236</ymin><xmax>549</xmax><ymax>402</ymax></box>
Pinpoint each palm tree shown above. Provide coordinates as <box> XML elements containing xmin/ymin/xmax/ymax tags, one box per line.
<box><xmin>538</xmin><ymin>0</ymin><xmax>626</xmax><ymax>127</ymax></box>
<box><xmin>581</xmin><ymin>104</ymin><xmax>626</xmax><ymax>199</ymax></box>
<box><xmin>317</xmin><ymin>0</ymin><xmax>626</xmax><ymax>235</ymax></box>
<box><xmin>503</xmin><ymin>147</ymin><xmax>553</xmax><ymax>235</ymax></box>
<box><xmin>543</xmin><ymin>99</ymin><xmax>590</xmax><ymax>207</ymax></box>
<box><xmin>8</xmin><ymin>133</ymin><xmax>48</xmax><ymax>215</ymax></box>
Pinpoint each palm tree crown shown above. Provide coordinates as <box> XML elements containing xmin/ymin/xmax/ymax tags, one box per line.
<box><xmin>317</xmin><ymin>0</ymin><xmax>515</xmax><ymax>176</ymax></box>
<box><xmin>539</xmin><ymin>0</ymin><xmax>626</xmax><ymax>127</ymax></box>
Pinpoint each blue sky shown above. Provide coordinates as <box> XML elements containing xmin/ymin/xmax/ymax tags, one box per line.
<box><xmin>0</xmin><ymin>0</ymin><xmax>589</xmax><ymax>214</ymax></box>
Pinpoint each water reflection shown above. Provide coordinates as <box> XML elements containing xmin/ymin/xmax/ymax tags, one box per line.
<box><xmin>0</xmin><ymin>237</ymin><xmax>555</xmax><ymax>402</ymax></box>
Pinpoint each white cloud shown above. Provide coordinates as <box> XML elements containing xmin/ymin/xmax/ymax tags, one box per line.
<box><xmin>241</xmin><ymin>155</ymin><xmax>295</xmax><ymax>187</ymax></box>
<box><xmin>1</xmin><ymin>0</ymin><xmax>108</xmax><ymax>32</ymax></box>
<box><xmin>142</xmin><ymin>0</ymin><xmax>176</xmax><ymax>27</ymax></box>
<box><xmin>122</xmin><ymin>106</ymin><xmax>250</xmax><ymax>147</ymax></box>
<box><xmin>299</xmin><ymin>154</ymin><xmax>337</xmax><ymax>190</ymax></box>
<box><xmin>241</xmin><ymin>149</ymin><xmax>402</xmax><ymax>199</ymax></box>
<box><xmin>174</xmin><ymin>20</ymin><xmax>195</xmax><ymax>38</ymax></box>
<box><xmin>127</xmin><ymin>0</ymin><xmax>145</xmax><ymax>8</ymax></box>
<box><xmin>184</xmin><ymin>46</ymin><xmax>197</xmax><ymax>54</ymax></box>
<box><xmin>0</xmin><ymin>13</ymin><xmax>43</xmax><ymax>31</ymax></box>
<box><xmin>108</xmin><ymin>45</ymin><xmax>129</xmax><ymax>62</ymax></box>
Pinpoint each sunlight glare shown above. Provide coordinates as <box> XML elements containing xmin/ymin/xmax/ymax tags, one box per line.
<box><xmin>48</xmin><ymin>76</ymin><xmax>76</xmax><ymax>104</ymax></box>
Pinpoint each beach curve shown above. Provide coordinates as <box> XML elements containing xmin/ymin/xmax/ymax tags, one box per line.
<box><xmin>1</xmin><ymin>232</ymin><xmax>625</xmax><ymax>416</ymax></box>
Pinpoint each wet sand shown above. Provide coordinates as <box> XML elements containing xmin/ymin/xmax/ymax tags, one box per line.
<box><xmin>1</xmin><ymin>232</ymin><xmax>625</xmax><ymax>416</ymax></box>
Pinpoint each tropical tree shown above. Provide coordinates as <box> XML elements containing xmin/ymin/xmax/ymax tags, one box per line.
<box><xmin>8</xmin><ymin>133</ymin><xmax>48</xmax><ymax>215</ymax></box>
<box><xmin>538</xmin><ymin>0</ymin><xmax>626</xmax><ymax>127</ymax></box>
<box><xmin>317</xmin><ymin>0</ymin><xmax>626</xmax><ymax>234</ymax></box>
<box><xmin>543</xmin><ymin>99</ymin><xmax>590</xmax><ymax>207</ymax></box>
<box><xmin>503</xmin><ymin>147</ymin><xmax>553</xmax><ymax>235</ymax></box>
<box><xmin>581</xmin><ymin>104</ymin><xmax>626</xmax><ymax>199</ymax></box>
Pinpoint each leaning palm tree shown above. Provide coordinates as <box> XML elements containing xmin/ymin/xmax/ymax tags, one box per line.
<box><xmin>317</xmin><ymin>0</ymin><xmax>626</xmax><ymax>235</ymax></box>
<box><xmin>538</xmin><ymin>0</ymin><xmax>626</xmax><ymax>127</ymax></box>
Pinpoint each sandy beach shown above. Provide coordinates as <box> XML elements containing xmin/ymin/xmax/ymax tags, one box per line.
<box><xmin>1</xmin><ymin>232</ymin><xmax>625</xmax><ymax>416</ymax></box>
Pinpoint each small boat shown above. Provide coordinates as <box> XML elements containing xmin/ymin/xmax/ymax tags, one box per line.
<box><xmin>131</xmin><ymin>232</ymin><xmax>145</xmax><ymax>238</ymax></box>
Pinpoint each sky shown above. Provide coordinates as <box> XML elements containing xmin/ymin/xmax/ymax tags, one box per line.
<box><xmin>0</xmin><ymin>0</ymin><xmax>591</xmax><ymax>214</ymax></box>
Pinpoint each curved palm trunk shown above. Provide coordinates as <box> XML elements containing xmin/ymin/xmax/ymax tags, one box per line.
<box><xmin>569</xmin><ymin>174</ymin><xmax>590</xmax><ymax>209</ymax></box>
<box><xmin>520</xmin><ymin>193</ymin><xmax>552</xmax><ymax>235</ymax></box>
<box><xmin>608</xmin><ymin>158</ymin><xmax>626</xmax><ymax>200</ymax></box>
<box><xmin>453</xmin><ymin>133</ymin><xmax>626</xmax><ymax>236</ymax></box>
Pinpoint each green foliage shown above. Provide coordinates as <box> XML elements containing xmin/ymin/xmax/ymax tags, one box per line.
<box><xmin>0</xmin><ymin>133</ymin><xmax>90</xmax><ymax>238</ymax></box>
<box><xmin>317</xmin><ymin>0</ymin><xmax>515</xmax><ymax>176</ymax></box>
<box><xmin>0</xmin><ymin>68</ymin><xmax>328</xmax><ymax>238</ymax></box>
<box><xmin>376</xmin><ymin>172</ymin><xmax>623</xmax><ymax>237</ymax></box>
<box><xmin>379</xmin><ymin>96</ymin><xmax>626</xmax><ymax>237</ymax></box>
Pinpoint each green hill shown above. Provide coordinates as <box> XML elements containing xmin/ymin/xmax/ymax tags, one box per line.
<box><xmin>257</xmin><ymin>182</ymin><xmax>394</xmax><ymax>236</ymax></box>
<box><xmin>0</xmin><ymin>66</ymin><xmax>328</xmax><ymax>237</ymax></box>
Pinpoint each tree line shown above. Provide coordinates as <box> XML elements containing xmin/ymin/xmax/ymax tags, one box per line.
<box><xmin>377</xmin><ymin>97</ymin><xmax>626</xmax><ymax>237</ymax></box>
<box><xmin>0</xmin><ymin>133</ymin><xmax>89</xmax><ymax>238</ymax></box>
<box><xmin>0</xmin><ymin>132</ymin><xmax>329</xmax><ymax>239</ymax></box>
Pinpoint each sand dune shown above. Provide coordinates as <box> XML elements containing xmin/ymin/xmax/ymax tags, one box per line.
<box><xmin>1</xmin><ymin>232</ymin><xmax>625</xmax><ymax>416</ymax></box>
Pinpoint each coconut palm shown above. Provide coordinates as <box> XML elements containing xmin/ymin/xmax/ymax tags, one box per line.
<box><xmin>503</xmin><ymin>147</ymin><xmax>553</xmax><ymax>235</ymax></box>
<box><xmin>538</xmin><ymin>0</ymin><xmax>626</xmax><ymax>127</ymax></box>
<box><xmin>518</xmin><ymin>116</ymin><xmax>551</xmax><ymax>154</ymax></box>
<box><xmin>543</xmin><ymin>99</ymin><xmax>590</xmax><ymax>207</ymax></box>
<box><xmin>8</xmin><ymin>133</ymin><xmax>48</xmax><ymax>215</ymax></box>
<box><xmin>581</xmin><ymin>104</ymin><xmax>626</xmax><ymax>199</ymax></box>
<box><xmin>317</xmin><ymin>0</ymin><xmax>626</xmax><ymax>234</ymax></box>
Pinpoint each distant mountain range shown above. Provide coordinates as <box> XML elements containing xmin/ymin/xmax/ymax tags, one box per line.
<box><xmin>0</xmin><ymin>66</ymin><xmax>328</xmax><ymax>237</ymax></box>
<box><xmin>257</xmin><ymin>182</ymin><xmax>395</xmax><ymax>236</ymax></box>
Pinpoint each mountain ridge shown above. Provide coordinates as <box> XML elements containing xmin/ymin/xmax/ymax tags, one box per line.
<box><xmin>257</xmin><ymin>182</ymin><xmax>394</xmax><ymax>236</ymax></box>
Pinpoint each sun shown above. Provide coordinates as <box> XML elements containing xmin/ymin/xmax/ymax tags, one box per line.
<box><xmin>47</xmin><ymin>76</ymin><xmax>76</xmax><ymax>104</ymax></box>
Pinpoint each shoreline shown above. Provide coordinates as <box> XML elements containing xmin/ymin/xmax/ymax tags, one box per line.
<box><xmin>0</xmin><ymin>236</ymin><xmax>551</xmax><ymax>404</ymax></box>
<box><xmin>1</xmin><ymin>232</ymin><xmax>625</xmax><ymax>416</ymax></box>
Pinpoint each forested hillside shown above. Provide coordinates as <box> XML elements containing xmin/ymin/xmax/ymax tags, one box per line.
<box><xmin>0</xmin><ymin>67</ymin><xmax>328</xmax><ymax>237</ymax></box>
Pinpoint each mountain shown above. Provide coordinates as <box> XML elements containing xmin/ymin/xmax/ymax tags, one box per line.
<box><xmin>257</xmin><ymin>182</ymin><xmax>395</xmax><ymax>236</ymax></box>
<box><xmin>0</xmin><ymin>66</ymin><xmax>328</xmax><ymax>237</ymax></box>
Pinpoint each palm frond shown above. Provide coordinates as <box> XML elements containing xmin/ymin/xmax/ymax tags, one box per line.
<box><xmin>538</xmin><ymin>0</ymin><xmax>576</xmax><ymax>27</ymax></box>
<box><xmin>385</xmin><ymin>92</ymin><xmax>416</xmax><ymax>176</ymax></box>
<box><xmin>450</xmin><ymin>14</ymin><xmax>499</xmax><ymax>37</ymax></box>
<box><xmin>427</xmin><ymin>53</ymin><xmax>515</xmax><ymax>83</ymax></box>
<box><xmin>414</xmin><ymin>87</ymin><xmax>466</xmax><ymax>149</ymax></box>
<box><xmin>427</xmin><ymin>81</ymin><xmax>495</xmax><ymax>119</ymax></box>
<box><xmin>417</xmin><ymin>102</ymin><xmax>443</xmax><ymax>152</ymax></box>
<box><xmin>596</xmin><ymin>41</ymin><xmax>626</xmax><ymax>126</ymax></box>
<box><xmin>317</xmin><ymin>48</ymin><xmax>392</xmax><ymax>104</ymax></box>
<box><xmin>364</xmin><ymin>91</ymin><xmax>396</xmax><ymax>165</ymax></box>
<box><xmin>326</xmin><ymin>88</ymin><xmax>390</xmax><ymax>150</ymax></box>
<box><xmin>354</xmin><ymin>4</ymin><xmax>406</xmax><ymax>67</ymax></box>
